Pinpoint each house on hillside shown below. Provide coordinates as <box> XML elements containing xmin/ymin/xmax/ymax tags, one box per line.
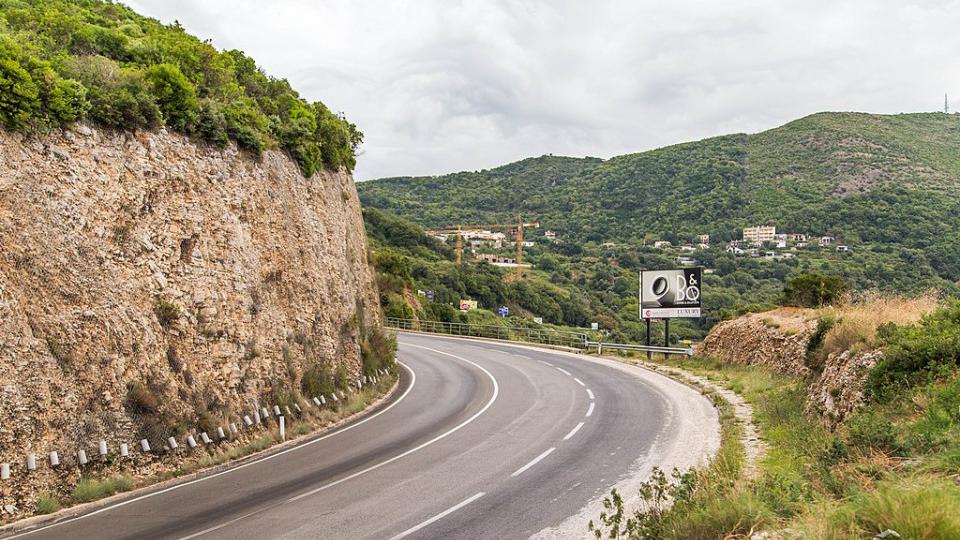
<box><xmin>819</xmin><ymin>236</ymin><xmax>835</xmax><ymax>246</ymax></box>
<box><xmin>676</xmin><ymin>256</ymin><xmax>698</xmax><ymax>266</ymax></box>
<box><xmin>743</xmin><ymin>225</ymin><xmax>776</xmax><ymax>245</ymax></box>
<box><xmin>836</xmin><ymin>245</ymin><xmax>850</xmax><ymax>253</ymax></box>
<box><xmin>654</xmin><ymin>240</ymin><xmax>672</xmax><ymax>249</ymax></box>
<box><xmin>698</xmin><ymin>234</ymin><xmax>710</xmax><ymax>245</ymax></box>
<box><xmin>787</xmin><ymin>233</ymin><xmax>807</xmax><ymax>242</ymax></box>
<box><xmin>544</xmin><ymin>230</ymin><xmax>557</xmax><ymax>242</ymax></box>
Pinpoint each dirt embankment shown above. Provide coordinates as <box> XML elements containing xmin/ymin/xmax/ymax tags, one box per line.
<box><xmin>0</xmin><ymin>125</ymin><xmax>380</xmax><ymax>515</ymax></box>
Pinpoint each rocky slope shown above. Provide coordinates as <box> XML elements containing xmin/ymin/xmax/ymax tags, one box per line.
<box><xmin>0</xmin><ymin>125</ymin><xmax>379</xmax><ymax>513</ymax></box>
<box><xmin>696</xmin><ymin>308</ymin><xmax>881</xmax><ymax>426</ymax></box>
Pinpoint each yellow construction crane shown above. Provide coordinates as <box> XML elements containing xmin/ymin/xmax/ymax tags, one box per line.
<box><xmin>427</xmin><ymin>214</ymin><xmax>539</xmax><ymax>279</ymax></box>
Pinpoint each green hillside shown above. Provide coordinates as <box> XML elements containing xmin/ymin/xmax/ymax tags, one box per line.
<box><xmin>360</xmin><ymin>112</ymin><xmax>960</xmax><ymax>288</ymax></box>
<box><xmin>0</xmin><ymin>0</ymin><xmax>361</xmax><ymax>174</ymax></box>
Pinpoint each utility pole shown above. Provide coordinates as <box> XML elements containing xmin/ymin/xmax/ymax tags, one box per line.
<box><xmin>946</xmin><ymin>93</ymin><xmax>950</xmax><ymax>114</ymax></box>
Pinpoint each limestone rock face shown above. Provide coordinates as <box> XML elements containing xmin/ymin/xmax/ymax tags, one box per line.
<box><xmin>0</xmin><ymin>125</ymin><xmax>379</xmax><ymax>508</ymax></box>
<box><xmin>805</xmin><ymin>349</ymin><xmax>883</xmax><ymax>427</ymax></box>
<box><xmin>694</xmin><ymin>308</ymin><xmax>816</xmax><ymax>376</ymax></box>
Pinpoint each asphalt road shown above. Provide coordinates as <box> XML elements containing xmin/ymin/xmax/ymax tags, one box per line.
<box><xmin>5</xmin><ymin>333</ymin><xmax>718</xmax><ymax>540</ymax></box>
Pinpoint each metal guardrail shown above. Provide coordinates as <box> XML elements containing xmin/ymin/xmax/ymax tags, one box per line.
<box><xmin>586</xmin><ymin>341</ymin><xmax>693</xmax><ymax>356</ymax></box>
<box><xmin>385</xmin><ymin>318</ymin><xmax>693</xmax><ymax>357</ymax></box>
<box><xmin>385</xmin><ymin>317</ymin><xmax>589</xmax><ymax>349</ymax></box>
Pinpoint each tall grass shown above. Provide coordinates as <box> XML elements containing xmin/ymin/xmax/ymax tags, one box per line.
<box><xmin>816</xmin><ymin>291</ymin><xmax>939</xmax><ymax>358</ymax></box>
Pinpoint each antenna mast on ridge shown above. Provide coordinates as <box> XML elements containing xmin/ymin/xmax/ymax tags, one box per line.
<box><xmin>946</xmin><ymin>93</ymin><xmax>950</xmax><ymax>114</ymax></box>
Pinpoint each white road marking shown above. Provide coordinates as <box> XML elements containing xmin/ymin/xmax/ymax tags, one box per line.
<box><xmin>563</xmin><ymin>422</ymin><xmax>585</xmax><ymax>440</ymax></box>
<box><xmin>556</xmin><ymin>367</ymin><xmax>572</xmax><ymax>376</ymax></box>
<box><xmin>288</xmin><ymin>344</ymin><xmax>500</xmax><ymax>502</ymax></box>
<box><xmin>7</xmin><ymin>363</ymin><xmax>419</xmax><ymax>540</ymax></box>
<box><xmin>511</xmin><ymin>447</ymin><xmax>556</xmax><ymax>478</ymax></box>
<box><xmin>586</xmin><ymin>402</ymin><xmax>595</xmax><ymax>417</ymax></box>
<box><xmin>573</xmin><ymin>377</ymin><xmax>586</xmax><ymax>387</ymax></box>
<box><xmin>178</xmin><ymin>508</ymin><xmax>265</xmax><ymax>540</ymax></box>
<box><xmin>587</xmin><ymin>389</ymin><xmax>595</xmax><ymax>400</ymax></box>
<box><xmin>388</xmin><ymin>492</ymin><xmax>486</xmax><ymax>540</ymax></box>
<box><xmin>537</xmin><ymin>360</ymin><xmax>553</xmax><ymax>367</ymax></box>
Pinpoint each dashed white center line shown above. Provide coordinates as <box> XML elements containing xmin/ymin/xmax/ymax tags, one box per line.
<box><xmin>556</xmin><ymin>367</ymin><xmax>572</xmax><ymax>376</ymax></box>
<box><xmin>587</xmin><ymin>389</ymin><xmax>595</xmax><ymax>400</ymax></box>
<box><xmin>563</xmin><ymin>422</ymin><xmax>585</xmax><ymax>440</ymax></box>
<box><xmin>388</xmin><ymin>492</ymin><xmax>486</xmax><ymax>540</ymax></box>
<box><xmin>586</xmin><ymin>402</ymin><xmax>595</xmax><ymax>417</ymax></box>
<box><xmin>573</xmin><ymin>377</ymin><xmax>586</xmax><ymax>387</ymax></box>
<box><xmin>511</xmin><ymin>447</ymin><xmax>556</xmax><ymax>477</ymax></box>
<box><xmin>538</xmin><ymin>360</ymin><xmax>554</xmax><ymax>367</ymax></box>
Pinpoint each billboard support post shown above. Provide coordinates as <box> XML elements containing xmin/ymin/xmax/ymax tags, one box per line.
<box><xmin>645</xmin><ymin>318</ymin><xmax>652</xmax><ymax>361</ymax></box>
<box><xmin>664</xmin><ymin>319</ymin><xmax>670</xmax><ymax>347</ymax></box>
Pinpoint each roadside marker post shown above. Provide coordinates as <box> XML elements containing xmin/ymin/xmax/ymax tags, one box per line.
<box><xmin>120</xmin><ymin>443</ymin><xmax>129</xmax><ymax>457</ymax></box>
<box><xmin>279</xmin><ymin>416</ymin><xmax>286</xmax><ymax>442</ymax></box>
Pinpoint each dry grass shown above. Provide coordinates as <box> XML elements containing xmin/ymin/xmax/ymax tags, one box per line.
<box><xmin>817</xmin><ymin>291</ymin><xmax>939</xmax><ymax>357</ymax></box>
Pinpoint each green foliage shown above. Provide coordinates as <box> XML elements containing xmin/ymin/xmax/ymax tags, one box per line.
<box><xmin>781</xmin><ymin>273</ymin><xmax>847</xmax><ymax>308</ymax></box>
<box><xmin>71</xmin><ymin>475</ymin><xmax>133</xmax><ymax>503</ymax></box>
<box><xmin>35</xmin><ymin>493</ymin><xmax>60</xmax><ymax>514</ymax></box>
<box><xmin>361</xmin><ymin>325</ymin><xmax>396</xmax><ymax>378</ymax></box>
<box><xmin>0</xmin><ymin>0</ymin><xmax>361</xmax><ymax>174</ymax></box>
<box><xmin>301</xmin><ymin>363</ymin><xmax>335</xmax><ymax>398</ymax></box>
<box><xmin>869</xmin><ymin>301</ymin><xmax>960</xmax><ymax>399</ymax></box>
<box><xmin>145</xmin><ymin>63</ymin><xmax>198</xmax><ymax>132</ymax></box>
<box><xmin>154</xmin><ymin>299</ymin><xmax>180</xmax><ymax>328</ymax></box>
<box><xmin>805</xmin><ymin>315</ymin><xmax>836</xmax><ymax>371</ymax></box>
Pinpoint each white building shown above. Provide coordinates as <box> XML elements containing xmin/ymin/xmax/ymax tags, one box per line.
<box><xmin>836</xmin><ymin>245</ymin><xmax>850</xmax><ymax>253</ymax></box>
<box><xmin>819</xmin><ymin>236</ymin><xmax>835</xmax><ymax>246</ymax></box>
<box><xmin>654</xmin><ymin>240</ymin><xmax>672</xmax><ymax>249</ymax></box>
<box><xmin>743</xmin><ymin>226</ymin><xmax>777</xmax><ymax>245</ymax></box>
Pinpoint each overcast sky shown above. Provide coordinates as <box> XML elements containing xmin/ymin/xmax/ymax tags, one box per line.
<box><xmin>127</xmin><ymin>0</ymin><xmax>960</xmax><ymax>180</ymax></box>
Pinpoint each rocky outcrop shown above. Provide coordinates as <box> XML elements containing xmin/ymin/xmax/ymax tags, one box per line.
<box><xmin>0</xmin><ymin>125</ymin><xmax>379</xmax><ymax>513</ymax></box>
<box><xmin>804</xmin><ymin>349</ymin><xmax>883</xmax><ymax>427</ymax></box>
<box><xmin>696</xmin><ymin>308</ymin><xmax>882</xmax><ymax>428</ymax></box>
<box><xmin>694</xmin><ymin>309</ymin><xmax>817</xmax><ymax>376</ymax></box>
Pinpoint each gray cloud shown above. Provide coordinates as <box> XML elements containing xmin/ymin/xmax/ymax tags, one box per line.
<box><xmin>127</xmin><ymin>0</ymin><xmax>960</xmax><ymax>180</ymax></box>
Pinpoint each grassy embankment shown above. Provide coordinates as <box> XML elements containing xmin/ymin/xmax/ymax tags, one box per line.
<box><xmin>591</xmin><ymin>295</ymin><xmax>960</xmax><ymax>539</ymax></box>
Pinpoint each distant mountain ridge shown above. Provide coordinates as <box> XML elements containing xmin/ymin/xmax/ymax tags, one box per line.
<box><xmin>359</xmin><ymin>112</ymin><xmax>960</xmax><ymax>285</ymax></box>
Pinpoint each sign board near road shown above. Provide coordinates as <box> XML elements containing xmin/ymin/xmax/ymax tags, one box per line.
<box><xmin>459</xmin><ymin>299</ymin><xmax>478</xmax><ymax>311</ymax></box>
<box><xmin>639</xmin><ymin>267</ymin><xmax>702</xmax><ymax>319</ymax></box>
<box><xmin>498</xmin><ymin>305</ymin><xmax>509</xmax><ymax>317</ymax></box>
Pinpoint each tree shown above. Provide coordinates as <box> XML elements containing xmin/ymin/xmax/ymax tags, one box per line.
<box><xmin>0</xmin><ymin>57</ymin><xmax>39</xmax><ymax>130</ymax></box>
<box><xmin>781</xmin><ymin>274</ymin><xmax>847</xmax><ymax>308</ymax></box>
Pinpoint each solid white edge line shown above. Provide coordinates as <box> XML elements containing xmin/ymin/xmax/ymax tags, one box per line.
<box><xmin>587</xmin><ymin>389</ymin><xmax>595</xmax><ymax>400</ymax></box>
<box><xmin>556</xmin><ymin>367</ymin><xmax>572</xmax><ymax>376</ymax></box>
<box><xmin>511</xmin><ymin>447</ymin><xmax>556</xmax><ymax>478</ymax></box>
<box><xmin>387</xmin><ymin>492</ymin><xmax>486</xmax><ymax>540</ymax></box>
<box><xmin>586</xmin><ymin>402</ymin><xmax>595</xmax><ymax>417</ymax></box>
<box><xmin>8</xmin><ymin>362</ymin><xmax>418</xmax><ymax>540</ymax></box>
<box><xmin>563</xmin><ymin>422</ymin><xmax>585</xmax><ymax>441</ymax></box>
<box><xmin>573</xmin><ymin>377</ymin><xmax>586</xmax><ymax>387</ymax></box>
<box><xmin>287</xmin><ymin>343</ymin><xmax>500</xmax><ymax>502</ymax></box>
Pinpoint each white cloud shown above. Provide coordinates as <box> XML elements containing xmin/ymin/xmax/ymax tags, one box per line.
<box><xmin>127</xmin><ymin>0</ymin><xmax>960</xmax><ymax>179</ymax></box>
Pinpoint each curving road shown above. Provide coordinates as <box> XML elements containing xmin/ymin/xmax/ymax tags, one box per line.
<box><xmin>4</xmin><ymin>333</ymin><xmax>718</xmax><ymax>540</ymax></box>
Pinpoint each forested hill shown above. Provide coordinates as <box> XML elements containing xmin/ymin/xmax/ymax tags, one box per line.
<box><xmin>0</xmin><ymin>0</ymin><xmax>361</xmax><ymax>175</ymax></box>
<box><xmin>359</xmin><ymin>112</ymin><xmax>960</xmax><ymax>285</ymax></box>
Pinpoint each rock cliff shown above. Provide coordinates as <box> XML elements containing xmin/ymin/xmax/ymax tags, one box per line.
<box><xmin>0</xmin><ymin>125</ymin><xmax>379</xmax><ymax>512</ymax></box>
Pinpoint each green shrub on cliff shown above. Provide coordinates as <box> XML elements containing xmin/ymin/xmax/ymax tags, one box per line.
<box><xmin>0</xmin><ymin>0</ymin><xmax>361</xmax><ymax>174</ymax></box>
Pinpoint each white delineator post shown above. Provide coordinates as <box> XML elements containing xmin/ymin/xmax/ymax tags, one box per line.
<box><xmin>279</xmin><ymin>416</ymin><xmax>286</xmax><ymax>442</ymax></box>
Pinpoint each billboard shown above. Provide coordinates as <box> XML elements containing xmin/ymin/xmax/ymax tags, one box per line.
<box><xmin>640</xmin><ymin>267</ymin><xmax>702</xmax><ymax>319</ymax></box>
<box><xmin>459</xmin><ymin>299</ymin><xmax>478</xmax><ymax>311</ymax></box>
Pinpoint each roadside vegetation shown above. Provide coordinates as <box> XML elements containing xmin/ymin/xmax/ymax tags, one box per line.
<box><xmin>0</xmin><ymin>0</ymin><xmax>361</xmax><ymax>174</ymax></box>
<box><xmin>590</xmin><ymin>297</ymin><xmax>960</xmax><ymax>539</ymax></box>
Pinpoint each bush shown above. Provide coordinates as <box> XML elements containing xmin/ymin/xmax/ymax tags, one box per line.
<box><xmin>782</xmin><ymin>274</ymin><xmax>847</xmax><ymax>308</ymax></box>
<box><xmin>361</xmin><ymin>325</ymin><xmax>397</xmax><ymax>378</ymax></box>
<box><xmin>155</xmin><ymin>299</ymin><xmax>180</xmax><ymax>328</ymax></box>
<box><xmin>0</xmin><ymin>56</ymin><xmax>40</xmax><ymax>129</ymax></box>
<box><xmin>868</xmin><ymin>301</ymin><xmax>960</xmax><ymax>399</ymax></box>
<box><xmin>145</xmin><ymin>63</ymin><xmax>199</xmax><ymax>133</ymax></box>
<box><xmin>301</xmin><ymin>363</ymin><xmax>335</xmax><ymax>398</ymax></box>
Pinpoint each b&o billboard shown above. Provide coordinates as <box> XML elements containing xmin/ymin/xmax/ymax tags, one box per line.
<box><xmin>639</xmin><ymin>268</ymin><xmax>702</xmax><ymax>319</ymax></box>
